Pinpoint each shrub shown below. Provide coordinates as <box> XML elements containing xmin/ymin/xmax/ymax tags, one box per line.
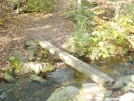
<box><xmin>26</xmin><ymin>0</ymin><xmax>57</xmax><ymax>12</ymax></box>
<box><xmin>64</xmin><ymin>1</ymin><xmax>134</xmax><ymax>60</ymax></box>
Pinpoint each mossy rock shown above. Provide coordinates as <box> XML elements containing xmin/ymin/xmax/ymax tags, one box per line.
<box><xmin>3</xmin><ymin>74</ymin><xmax>16</xmax><ymax>83</ymax></box>
<box><xmin>30</xmin><ymin>75</ymin><xmax>46</xmax><ymax>83</ymax></box>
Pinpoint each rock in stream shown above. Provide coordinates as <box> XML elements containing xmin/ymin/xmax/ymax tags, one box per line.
<box><xmin>46</xmin><ymin>66</ymin><xmax>75</xmax><ymax>84</ymax></box>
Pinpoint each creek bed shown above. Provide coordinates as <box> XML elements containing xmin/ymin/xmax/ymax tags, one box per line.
<box><xmin>0</xmin><ymin>66</ymin><xmax>93</xmax><ymax>101</ymax></box>
<box><xmin>0</xmin><ymin>53</ymin><xmax>134</xmax><ymax>101</ymax></box>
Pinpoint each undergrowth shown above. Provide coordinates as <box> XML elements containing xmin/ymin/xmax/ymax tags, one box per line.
<box><xmin>64</xmin><ymin>0</ymin><xmax>134</xmax><ymax>60</ymax></box>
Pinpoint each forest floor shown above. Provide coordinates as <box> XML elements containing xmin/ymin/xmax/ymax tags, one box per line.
<box><xmin>0</xmin><ymin>0</ymin><xmax>74</xmax><ymax>68</ymax></box>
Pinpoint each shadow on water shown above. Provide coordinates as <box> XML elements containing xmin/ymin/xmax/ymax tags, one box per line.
<box><xmin>88</xmin><ymin>53</ymin><xmax>134</xmax><ymax>79</ymax></box>
<box><xmin>0</xmin><ymin>67</ymin><xmax>93</xmax><ymax>101</ymax></box>
<box><xmin>0</xmin><ymin>75</ymin><xmax>58</xmax><ymax>101</ymax></box>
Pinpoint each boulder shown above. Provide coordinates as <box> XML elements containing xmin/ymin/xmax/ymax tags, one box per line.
<box><xmin>119</xmin><ymin>92</ymin><xmax>134</xmax><ymax>101</ymax></box>
<box><xmin>80</xmin><ymin>83</ymin><xmax>106</xmax><ymax>100</ymax></box>
<box><xmin>47</xmin><ymin>86</ymin><xmax>85</xmax><ymax>101</ymax></box>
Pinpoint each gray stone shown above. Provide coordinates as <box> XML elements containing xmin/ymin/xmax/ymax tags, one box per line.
<box><xmin>105</xmin><ymin>90</ymin><xmax>113</xmax><ymax>97</ymax></box>
<box><xmin>117</xmin><ymin>75</ymin><xmax>134</xmax><ymax>83</ymax></box>
<box><xmin>119</xmin><ymin>92</ymin><xmax>134</xmax><ymax>101</ymax></box>
<box><xmin>47</xmin><ymin>86</ymin><xmax>80</xmax><ymax>101</ymax></box>
<box><xmin>30</xmin><ymin>75</ymin><xmax>46</xmax><ymax>83</ymax></box>
<box><xmin>28</xmin><ymin>62</ymin><xmax>43</xmax><ymax>75</ymax></box>
<box><xmin>27</xmin><ymin>49</ymin><xmax>35</xmax><ymax>61</ymax></box>
<box><xmin>24</xmin><ymin>40</ymin><xmax>37</xmax><ymax>48</ymax></box>
<box><xmin>13</xmin><ymin>51</ymin><xmax>25</xmax><ymax>61</ymax></box>
<box><xmin>104</xmin><ymin>80</ymin><xmax>124</xmax><ymax>90</ymax></box>
<box><xmin>4</xmin><ymin>74</ymin><xmax>16</xmax><ymax>83</ymax></box>
<box><xmin>120</xmin><ymin>82</ymin><xmax>134</xmax><ymax>93</ymax></box>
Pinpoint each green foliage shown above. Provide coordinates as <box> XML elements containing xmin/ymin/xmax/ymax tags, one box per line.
<box><xmin>65</xmin><ymin>1</ymin><xmax>134</xmax><ymax>60</ymax></box>
<box><xmin>123</xmin><ymin>2</ymin><xmax>134</xmax><ymax>20</ymax></box>
<box><xmin>26</xmin><ymin>0</ymin><xmax>57</xmax><ymax>12</ymax></box>
<box><xmin>74</xmin><ymin>6</ymin><xmax>95</xmax><ymax>33</ymax></box>
<box><xmin>40</xmin><ymin>49</ymin><xmax>54</xmax><ymax>65</ymax></box>
<box><xmin>9</xmin><ymin>56</ymin><xmax>22</xmax><ymax>72</ymax></box>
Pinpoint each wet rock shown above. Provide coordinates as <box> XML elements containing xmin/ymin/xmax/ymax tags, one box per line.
<box><xmin>46</xmin><ymin>67</ymin><xmax>74</xmax><ymax>84</ymax></box>
<box><xmin>105</xmin><ymin>90</ymin><xmax>113</xmax><ymax>97</ymax></box>
<box><xmin>4</xmin><ymin>74</ymin><xmax>16</xmax><ymax>83</ymax></box>
<box><xmin>104</xmin><ymin>80</ymin><xmax>124</xmax><ymax>90</ymax></box>
<box><xmin>47</xmin><ymin>86</ymin><xmax>80</xmax><ymax>101</ymax></box>
<box><xmin>119</xmin><ymin>92</ymin><xmax>134</xmax><ymax>101</ymax></box>
<box><xmin>117</xmin><ymin>75</ymin><xmax>134</xmax><ymax>83</ymax></box>
<box><xmin>30</xmin><ymin>75</ymin><xmax>46</xmax><ymax>83</ymax></box>
<box><xmin>120</xmin><ymin>82</ymin><xmax>134</xmax><ymax>93</ymax></box>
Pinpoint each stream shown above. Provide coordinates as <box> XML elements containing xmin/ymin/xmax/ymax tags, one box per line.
<box><xmin>90</xmin><ymin>53</ymin><xmax>134</xmax><ymax>79</ymax></box>
<box><xmin>0</xmin><ymin>66</ymin><xmax>92</xmax><ymax>101</ymax></box>
<box><xmin>0</xmin><ymin>53</ymin><xmax>134</xmax><ymax>101</ymax></box>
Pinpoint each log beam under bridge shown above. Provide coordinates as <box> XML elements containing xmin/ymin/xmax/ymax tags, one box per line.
<box><xmin>37</xmin><ymin>39</ymin><xmax>115</xmax><ymax>86</ymax></box>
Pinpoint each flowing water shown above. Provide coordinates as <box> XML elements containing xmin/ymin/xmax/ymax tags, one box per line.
<box><xmin>0</xmin><ymin>67</ymin><xmax>92</xmax><ymax>101</ymax></box>
<box><xmin>89</xmin><ymin>53</ymin><xmax>134</xmax><ymax>79</ymax></box>
<box><xmin>0</xmin><ymin>53</ymin><xmax>134</xmax><ymax>101</ymax></box>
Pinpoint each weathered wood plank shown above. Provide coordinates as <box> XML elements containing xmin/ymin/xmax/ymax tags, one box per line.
<box><xmin>38</xmin><ymin>40</ymin><xmax>115</xmax><ymax>85</ymax></box>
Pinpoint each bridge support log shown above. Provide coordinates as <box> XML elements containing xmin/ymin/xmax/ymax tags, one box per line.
<box><xmin>38</xmin><ymin>39</ymin><xmax>114</xmax><ymax>86</ymax></box>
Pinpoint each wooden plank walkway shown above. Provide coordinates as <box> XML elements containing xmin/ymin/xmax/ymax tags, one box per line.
<box><xmin>38</xmin><ymin>39</ymin><xmax>115</xmax><ymax>85</ymax></box>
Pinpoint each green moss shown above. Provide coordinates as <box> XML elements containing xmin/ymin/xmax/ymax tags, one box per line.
<box><xmin>9</xmin><ymin>56</ymin><xmax>22</xmax><ymax>73</ymax></box>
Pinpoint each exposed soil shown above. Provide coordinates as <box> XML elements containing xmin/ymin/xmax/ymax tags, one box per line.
<box><xmin>0</xmin><ymin>0</ymin><xmax>74</xmax><ymax>69</ymax></box>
